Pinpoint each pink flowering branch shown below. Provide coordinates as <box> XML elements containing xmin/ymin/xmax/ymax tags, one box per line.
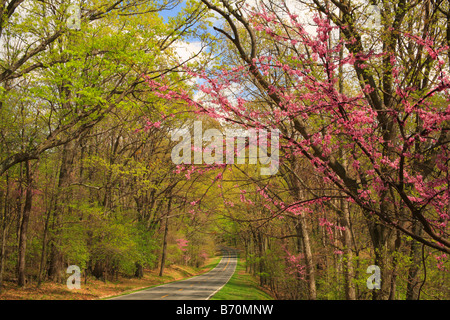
<box><xmin>142</xmin><ymin>1</ymin><xmax>450</xmax><ymax>253</ymax></box>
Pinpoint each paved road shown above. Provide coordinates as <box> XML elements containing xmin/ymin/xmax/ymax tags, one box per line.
<box><xmin>109</xmin><ymin>247</ymin><xmax>237</xmax><ymax>300</ymax></box>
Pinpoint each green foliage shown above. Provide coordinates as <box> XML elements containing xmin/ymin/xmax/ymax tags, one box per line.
<box><xmin>131</xmin><ymin>223</ymin><xmax>159</xmax><ymax>269</ymax></box>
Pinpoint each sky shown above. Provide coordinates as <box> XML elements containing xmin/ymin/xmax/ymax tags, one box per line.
<box><xmin>157</xmin><ymin>1</ymin><xmax>186</xmax><ymax>23</ymax></box>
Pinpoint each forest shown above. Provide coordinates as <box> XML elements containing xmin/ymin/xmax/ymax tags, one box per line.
<box><xmin>0</xmin><ymin>0</ymin><xmax>449</xmax><ymax>300</ymax></box>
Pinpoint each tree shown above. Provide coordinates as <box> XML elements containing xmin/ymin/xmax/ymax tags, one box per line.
<box><xmin>0</xmin><ymin>0</ymin><xmax>203</xmax><ymax>288</ymax></box>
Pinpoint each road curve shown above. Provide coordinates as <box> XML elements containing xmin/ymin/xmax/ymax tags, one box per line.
<box><xmin>108</xmin><ymin>247</ymin><xmax>237</xmax><ymax>300</ymax></box>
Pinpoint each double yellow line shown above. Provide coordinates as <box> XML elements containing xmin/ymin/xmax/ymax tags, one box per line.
<box><xmin>223</xmin><ymin>252</ymin><xmax>231</xmax><ymax>271</ymax></box>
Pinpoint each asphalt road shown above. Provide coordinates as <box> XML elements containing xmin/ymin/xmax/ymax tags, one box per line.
<box><xmin>108</xmin><ymin>247</ymin><xmax>237</xmax><ymax>300</ymax></box>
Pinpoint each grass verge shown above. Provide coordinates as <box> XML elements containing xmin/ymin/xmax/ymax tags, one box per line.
<box><xmin>210</xmin><ymin>255</ymin><xmax>273</xmax><ymax>300</ymax></box>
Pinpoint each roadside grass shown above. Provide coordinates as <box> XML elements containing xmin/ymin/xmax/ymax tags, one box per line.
<box><xmin>0</xmin><ymin>255</ymin><xmax>221</xmax><ymax>300</ymax></box>
<box><xmin>210</xmin><ymin>255</ymin><xmax>273</xmax><ymax>300</ymax></box>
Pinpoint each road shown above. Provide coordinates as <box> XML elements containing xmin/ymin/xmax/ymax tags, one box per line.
<box><xmin>108</xmin><ymin>247</ymin><xmax>237</xmax><ymax>300</ymax></box>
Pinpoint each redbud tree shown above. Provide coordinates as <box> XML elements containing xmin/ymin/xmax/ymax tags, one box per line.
<box><xmin>145</xmin><ymin>0</ymin><xmax>450</xmax><ymax>256</ymax></box>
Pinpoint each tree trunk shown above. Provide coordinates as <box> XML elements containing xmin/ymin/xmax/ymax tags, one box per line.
<box><xmin>0</xmin><ymin>222</ymin><xmax>7</xmax><ymax>293</ymax></box>
<box><xmin>340</xmin><ymin>197</ymin><xmax>356</xmax><ymax>300</ymax></box>
<box><xmin>159</xmin><ymin>214</ymin><xmax>169</xmax><ymax>277</ymax></box>
<box><xmin>289</xmin><ymin>159</ymin><xmax>317</xmax><ymax>300</ymax></box>
<box><xmin>48</xmin><ymin>141</ymin><xmax>75</xmax><ymax>282</ymax></box>
<box><xmin>388</xmin><ymin>230</ymin><xmax>402</xmax><ymax>300</ymax></box>
<box><xmin>134</xmin><ymin>262</ymin><xmax>144</xmax><ymax>278</ymax></box>
<box><xmin>368</xmin><ymin>219</ymin><xmax>393</xmax><ymax>300</ymax></box>
<box><xmin>159</xmin><ymin>197</ymin><xmax>172</xmax><ymax>277</ymax></box>
<box><xmin>37</xmin><ymin>208</ymin><xmax>52</xmax><ymax>286</ymax></box>
<box><xmin>257</xmin><ymin>231</ymin><xmax>267</xmax><ymax>287</ymax></box>
<box><xmin>295</xmin><ymin>220</ymin><xmax>305</xmax><ymax>299</ymax></box>
<box><xmin>18</xmin><ymin>160</ymin><xmax>33</xmax><ymax>287</ymax></box>
<box><xmin>0</xmin><ymin>172</ymin><xmax>10</xmax><ymax>293</ymax></box>
<box><xmin>298</xmin><ymin>214</ymin><xmax>316</xmax><ymax>300</ymax></box>
<box><xmin>406</xmin><ymin>222</ymin><xmax>423</xmax><ymax>300</ymax></box>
